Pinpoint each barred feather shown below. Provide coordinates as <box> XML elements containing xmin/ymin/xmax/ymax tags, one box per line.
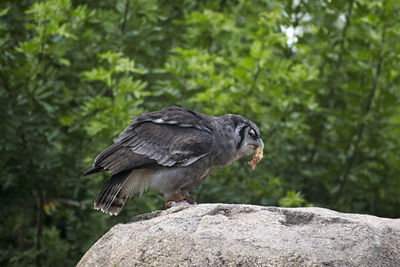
<box><xmin>94</xmin><ymin>170</ymin><xmax>131</xmax><ymax>215</ymax></box>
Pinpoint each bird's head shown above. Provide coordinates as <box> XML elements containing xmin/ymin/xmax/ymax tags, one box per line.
<box><xmin>227</xmin><ymin>115</ymin><xmax>264</xmax><ymax>166</ymax></box>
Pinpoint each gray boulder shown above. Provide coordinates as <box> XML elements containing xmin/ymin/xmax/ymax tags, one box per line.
<box><xmin>78</xmin><ymin>203</ymin><xmax>400</xmax><ymax>266</ymax></box>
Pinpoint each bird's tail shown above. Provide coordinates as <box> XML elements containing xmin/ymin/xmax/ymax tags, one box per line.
<box><xmin>94</xmin><ymin>170</ymin><xmax>131</xmax><ymax>215</ymax></box>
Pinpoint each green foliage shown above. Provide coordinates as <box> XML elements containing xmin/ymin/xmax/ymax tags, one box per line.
<box><xmin>1</xmin><ymin>0</ymin><xmax>399</xmax><ymax>266</ymax></box>
<box><xmin>279</xmin><ymin>191</ymin><xmax>307</xmax><ymax>207</ymax></box>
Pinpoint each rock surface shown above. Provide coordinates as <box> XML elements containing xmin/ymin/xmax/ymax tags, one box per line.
<box><xmin>78</xmin><ymin>203</ymin><xmax>400</xmax><ymax>266</ymax></box>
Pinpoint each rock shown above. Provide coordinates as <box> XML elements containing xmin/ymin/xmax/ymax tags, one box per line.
<box><xmin>78</xmin><ymin>204</ymin><xmax>400</xmax><ymax>266</ymax></box>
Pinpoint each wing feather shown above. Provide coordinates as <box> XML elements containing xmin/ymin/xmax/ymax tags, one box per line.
<box><xmin>83</xmin><ymin>106</ymin><xmax>214</xmax><ymax>176</ymax></box>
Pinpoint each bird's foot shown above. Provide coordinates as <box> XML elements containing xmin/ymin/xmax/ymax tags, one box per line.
<box><xmin>165</xmin><ymin>193</ymin><xmax>196</xmax><ymax>209</ymax></box>
<box><xmin>183</xmin><ymin>195</ymin><xmax>195</xmax><ymax>204</ymax></box>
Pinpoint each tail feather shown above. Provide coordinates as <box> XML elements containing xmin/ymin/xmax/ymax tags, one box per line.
<box><xmin>97</xmin><ymin>181</ymin><xmax>121</xmax><ymax>211</ymax></box>
<box><xmin>94</xmin><ymin>170</ymin><xmax>131</xmax><ymax>215</ymax></box>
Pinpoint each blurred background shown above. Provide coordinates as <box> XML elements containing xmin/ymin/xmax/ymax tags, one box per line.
<box><xmin>1</xmin><ymin>0</ymin><xmax>399</xmax><ymax>266</ymax></box>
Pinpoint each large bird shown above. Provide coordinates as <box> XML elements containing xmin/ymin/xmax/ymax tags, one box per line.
<box><xmin>83</xmin><ymin>106</ymin><xmax>264</xmax><ymax>215</ymax></box>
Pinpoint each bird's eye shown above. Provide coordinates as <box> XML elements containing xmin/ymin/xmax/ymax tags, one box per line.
<box><xmin>248</xmin><ymin>129</ymin><xmax>257</xmax><ymax>139</ymax></box>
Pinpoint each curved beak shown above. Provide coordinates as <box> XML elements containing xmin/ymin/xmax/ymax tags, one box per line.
<box><xmin>257</xmin><ymin>138</ymin><xmax>264</xmax><ymax>150</ymax></box>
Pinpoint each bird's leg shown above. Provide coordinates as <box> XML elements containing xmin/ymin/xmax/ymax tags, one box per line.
<box><xmin>181</xmin><ymin>189</ymin><xmax>196</xmax><ymax>204</ymax></box>
<box><xmin>165</xmin><ymin>192</ymin><xmax>196</xmax><ymax>209</ymax></box>
<box><xmin>183</xmin><ymin>195</ymin><xmax>195</xmax><ymax>204</ymax></box>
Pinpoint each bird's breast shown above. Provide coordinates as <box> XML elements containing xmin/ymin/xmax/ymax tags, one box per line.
<box><xmin>146</xmin><ymin>163</ymin><xmax>212</xmax><ymax>196</ymax></box>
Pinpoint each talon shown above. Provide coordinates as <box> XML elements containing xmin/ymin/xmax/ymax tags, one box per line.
<box><xmin>165</xmin><ymin>193</ymin><xmax>196</xmax><ymax>209</ymax></box>
<box><xmin>165</xmin><ymin>201</ymin><xmax>176</xmax><ymax>209</ymax></box>
<box><xmin>183</xmin><ymin>195</ymin><xmax>195</xmax><ymax>204</ymax></box>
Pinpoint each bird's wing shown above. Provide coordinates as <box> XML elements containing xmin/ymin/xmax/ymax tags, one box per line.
<box><xmin>84</xmin><ymin>106</ymin><xmax>214</xmax><ymax>175</ymax></box>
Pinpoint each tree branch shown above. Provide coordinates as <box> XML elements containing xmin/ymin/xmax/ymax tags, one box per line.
<box><xmin>335</xmin><ymin>39</ymin><xmax>385</xmax><ymax>199</ymax></box>
<box><xmin>35</xmin><ymin>188</ymin><xmax>44</xmax><ymax>267</ymax></box>
<box><xmin>334</xmin><ymin>0</ymin><xmax>354</xmax><ymax>73</ymax></box>
<box><xmin>308</xmin><ymin>0</ymin><xmax>354</xmax><ymax>165</ymax></box>
<box><xmin>0</xmin><ymin>69</ymin><xmax>11</xmax><ymax>95</ymax></box>
<box><xmin>52</xmin><ymin>198</ymin><xmax>87</xmax><ymax>210</ymax></box>
<box><xmin>326</xmin><ymin>0</ymin><xmax>354</xmax><ymax>104</ymax></box>
<box><xmin>17</xmin><ymin>199</ymin><xmax>30</xmax><ymax>251</ymax></box>
<box><xmin>120</xmin><ymin>0</ymin><xmax>130</xmax><ymax>35</ymax></box>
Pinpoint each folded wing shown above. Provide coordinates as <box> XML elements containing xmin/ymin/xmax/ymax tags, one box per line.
<box><xmin>82</xmin><ymin>106</ymin><xmax>214</xmax><ymax>176</ymax></box>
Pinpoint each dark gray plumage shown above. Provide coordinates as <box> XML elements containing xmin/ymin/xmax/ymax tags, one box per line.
<box><xmin>83</xmin><ymin>106</ymin><xmax>264</xmax><ymax>215</ymax></box>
